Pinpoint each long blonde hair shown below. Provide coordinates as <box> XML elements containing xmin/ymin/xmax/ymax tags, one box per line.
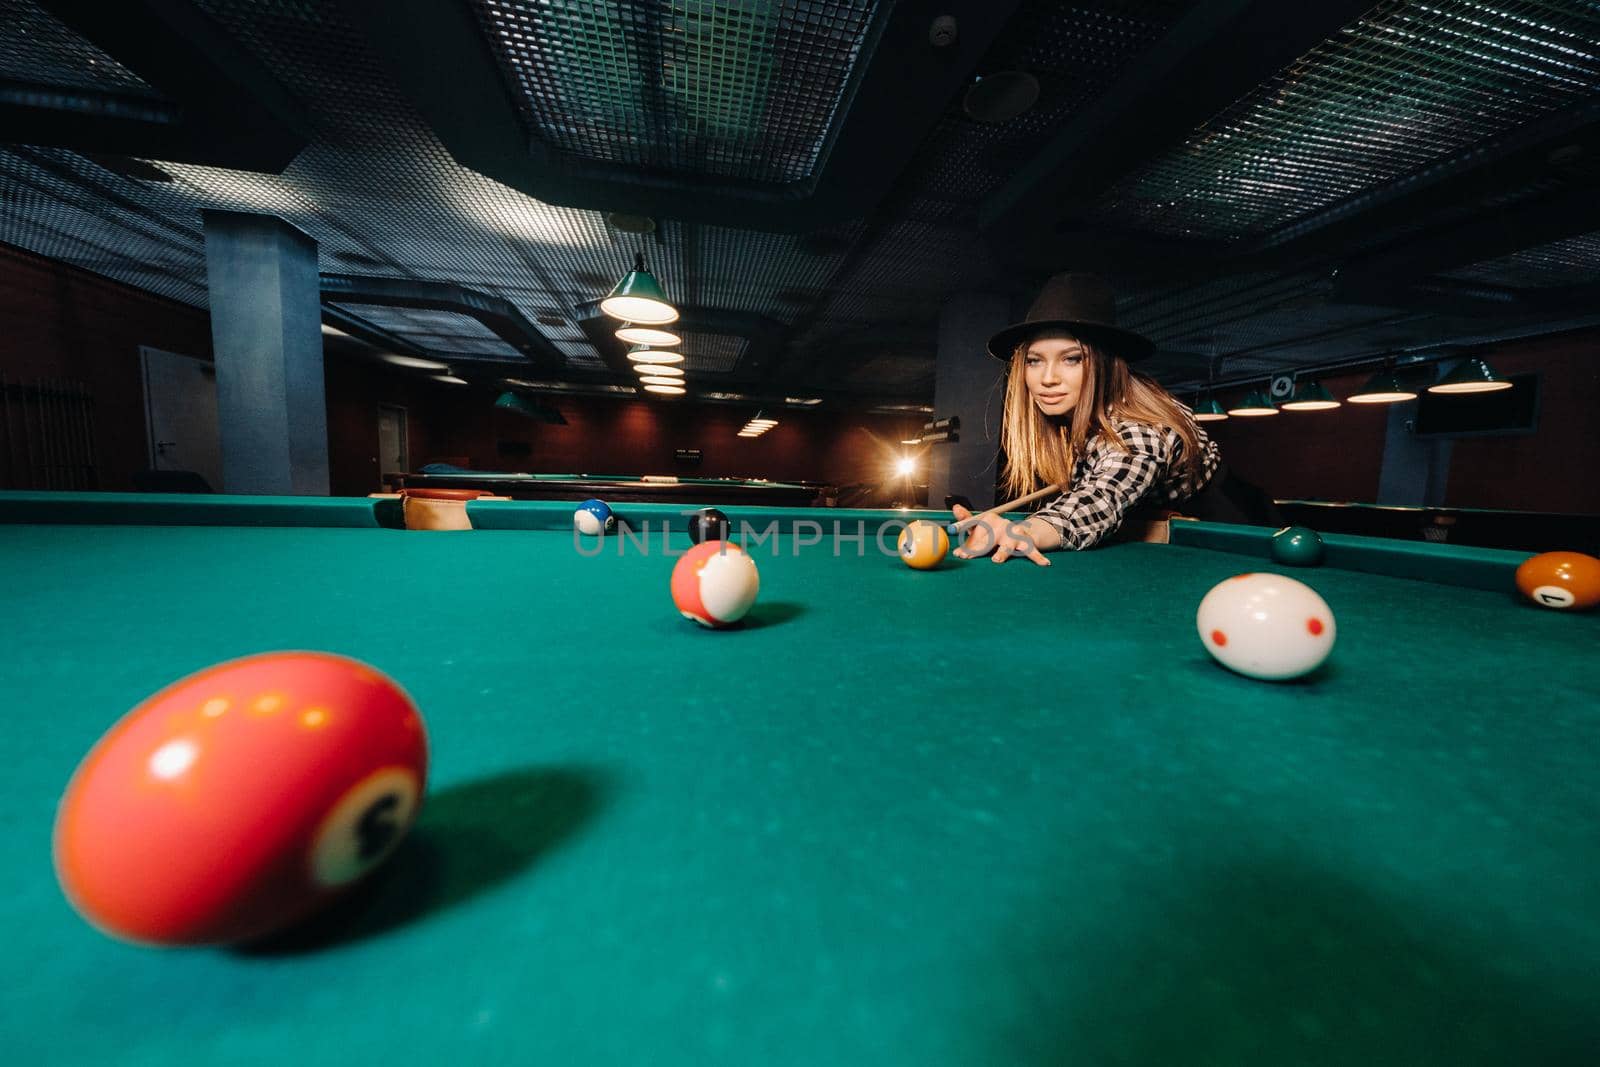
<box><xmin>1000</xmin><ymin>332</ymin><xmax>1203</xmax><ymax>501</ymax></box>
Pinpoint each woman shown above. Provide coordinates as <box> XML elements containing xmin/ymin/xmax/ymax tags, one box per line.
<box><xmin>954</xmin><ymin>273</ymin><xmax>1278</xmax><ymax>565</ymax></box>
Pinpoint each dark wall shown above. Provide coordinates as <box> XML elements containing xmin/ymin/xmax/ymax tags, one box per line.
<box><xmin>9</xmin><ymin>241</ymin><xmax>1592</xmax><ymax>513</ymax></box>
<box><xmin>391</xmin><ymin>381</ymin><xmax>923</xmax><ymax>494</ymax></box>
<box><xmin>1205</xmin><ymin>329</ymin><xmax>1600</xmax><ymax>514</ymax></box>
<box><xmin>0</xmin><ymin>243</ymin><xmax>213</xmax><ymax>492</ymax></box>
<box><xmin>1444</xmin><ymin>333</ymin><xmax>1600</xmax><ymax>513</ymax></box>
<box><xmin>325</xmin><ymin>357</ymin><xmax>450</xmax><ymax>497</ymax></box>
<box><xmin>1204</xmin><ymin>366</ymin><xmax>1391</xmax><ymax>504</ymax></box>
<box><xmin>2</xmin><ymin>243</ymin><xmax>926</xmax><ymax>500</ymax></box>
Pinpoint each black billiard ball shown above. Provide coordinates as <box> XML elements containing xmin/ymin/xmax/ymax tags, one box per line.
<box><xmin>1270</xmin><ymin>525</ymin><xmax>1324</xmax><ymax>566</ymax></box>
<box><xmin>688</xmin><ymin>508</ymin><xmax>731</xmax><ymax>544</ymax></box>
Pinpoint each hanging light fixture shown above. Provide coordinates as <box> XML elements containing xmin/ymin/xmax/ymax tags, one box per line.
<box><xmin>634</xmin><ymin>363</ymin><xmax>683</xmax><ymax>377</ymax></box>
<box><xmin>1347</xmin><ymin>366</ymin><xmax>1417</xmax><ymax>404</ymax></box>
<box><xmin>1193</xmin><ymin>358</ymin><xmax>1228</xmax><ymax>422</ymax></box>
<box><xmin>1428</xmin><ymin>357</ymin><xmax>1512</xmax><ymax>394</ymax></box>
<box><xmin>616</xmin><ymin>323</ymin><xmax>682</xmax><ymax>346</ymax></box>
<box><xmin>1281</xmin><ymin>378</ymin><xmax>1341</xmax><ymax>411</ymax></box>
<box><xmin>601</xmin><ymin>252</ymin><xmax>677</xmax><ymax>324</ymax></box>
<box><xmin>1227</xmin><ymin>388</ymin><xmax>1278</xmax><ymax>417</ymax></box>
<box><xmin>739</xmin><ymin>413</ymin><xmax>777</xmax><ymax>437</ymax></box>
<box><xmin>643</xmin><ymin>383</ymin><xmax>685</xmax><ymax>395</ymax></box>
<box><xmin>382</xmin><ymin>354</ymin><xmax>451</xmax><ymax>371</ymax></box>
<box><xmin>626</xmin><ymin>345</ymin><xmax>685</xmax><ymax>365</ymax></box>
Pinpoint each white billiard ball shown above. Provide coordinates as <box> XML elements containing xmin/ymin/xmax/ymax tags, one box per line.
<box><xmin>1196</xmin><ymin>573</ymin><xmax>1336</xmax><ymax>681</ymax></box>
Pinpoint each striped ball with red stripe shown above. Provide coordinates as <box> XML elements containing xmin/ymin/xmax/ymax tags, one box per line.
<box><xmin>671</xmin><ymin>541</ymin><xmax>760</xmax><ymax>628</ymax></box>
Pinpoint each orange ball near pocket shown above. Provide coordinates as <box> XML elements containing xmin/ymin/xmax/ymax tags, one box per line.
<box><xmin>1515</xmin><ymin>551</ymin><xmax>1600</xmax><ymax>612</ymax></box>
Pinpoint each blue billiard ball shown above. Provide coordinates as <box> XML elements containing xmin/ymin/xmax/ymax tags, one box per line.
<box><xmin>1270</xmin><ymin>525</ymin><xmax>1324</xmax><ymax>566</ymax></box>
<box><xmin>574</xmin><ymin>498</ymin><xmax>616</xmax><ymax>536</ymax></box>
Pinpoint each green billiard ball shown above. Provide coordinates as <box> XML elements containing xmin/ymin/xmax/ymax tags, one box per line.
<box><xmin>1271</xmin><ymin>526</ymin><xmax>1325</xmax><ymax>567</ymax></box>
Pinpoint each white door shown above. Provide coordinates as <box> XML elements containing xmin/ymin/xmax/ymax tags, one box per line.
<box><xmin>377</xmin><ymin>405</ymin><xmax>408</xmax><ymax>483</ymax></box>
<box><xmin>140</xmin><ymin>346</ymin><xmax>222</xmax><ymax>490</ymax></box>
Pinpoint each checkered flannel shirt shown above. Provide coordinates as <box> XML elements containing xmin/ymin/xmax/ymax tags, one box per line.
<box><xmin>1030</xmin><ymin>420</ymin><xmax>1221</xmax><ymax>550</ymax></box>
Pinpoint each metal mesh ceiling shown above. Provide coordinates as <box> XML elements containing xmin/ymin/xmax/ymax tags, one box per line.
<box><xmin>470</xmin><ymin>0</ymin><xmax>882</xmax><ymax>184</ymax></box>
<box><xmin>1097</xmin><ymin>0</ymin><xmax>1600</xmax><ymax>239</ymax></box>
<box><xmin>841</xmin><ymin>352</ymin><xmax>934</xmax><ymax>388</ymax></box>
<box><xmin>0</xmin><ymin>146</ymin><xmax>208</xmax><ymax>305</ymax></box>
<box><xmin>693</xmin><ymin>222</ymin><xmax>861</xmax><ymax>320</ymax></box>
<box><xmin>0</xmin><ymin>0</ymin><xmax>150</xmax><ymax>91</ymax></box>
<box><xmin>328</xmin><ymin>305</ymin><xmax>525</xmax><ymax>360</ymax></box>
<box><xmin>1442</xmin><ymin>230</ymin><xmax>1600</xmax><ymax>286</ymax></box>
<box><xmin>911</xmin><ymin>0</ymin><xmax>1195</xmax><ymax>203</ymax></box>
<box><xmin>1</xmin><ymin>0</ymin><xmax>1597</xmax><ymax>406</ymax></box>
<box><xmin>675</xmin><ymin>330</ymin><xmax>746</xmax><ymax>373</ymax></box>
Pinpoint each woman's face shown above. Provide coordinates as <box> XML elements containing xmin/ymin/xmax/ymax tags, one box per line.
<box><xmin>1023</xmin><ymin>335</ymin><xmax>1087</xmax><ymax>418</ymax></box>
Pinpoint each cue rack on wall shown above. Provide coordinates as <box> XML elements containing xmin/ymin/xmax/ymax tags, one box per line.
<box><xmin>0</xmin><ymin>374</ymin><xmax>98</xmax><ymax>490</ymax></box>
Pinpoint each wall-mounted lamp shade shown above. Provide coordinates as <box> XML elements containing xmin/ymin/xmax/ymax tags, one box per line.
<box><xmin>1348</xmin><ymin>369</ymin><xmax>1417</xmax><ymax>404</ymax></box>
<box><xmin>1227</xmin><ymin>389</ymin><xmax>1278</xmax><ymax>416</ymax></box>
<box><xmin>626</xmin><ymin>345</ymin><xmax>685</xmax><ymax>365</ymax></box>
<box><xmin>601</xmin><ymin>254</ymin><xmax>677</xmax><ymax>324</ymax></box>
<box><xmin>1281</xmin><ymin>380</ymin><xmax>1341</xmax><ymax>411</ymax></box>
<box><xmin>1193</xmin><ymin>396</ymin><xmax>1229</xmax><ymax>422</ymax></box>
<box><xmin>635</xmin><ymin>363</ymin><xmax>683</xmax><ymax>377</ymax></box>
<box><xmin>1427</xmin><ymin>357</ymin><xmax>1513</xmax><ymax>394</ymax></box>
<box><xmin>494</xmin><ymin>391</ymin><xmax>567</xmax><ymax>424</ymax></box>
<box><xmin>615</xmin><ymin>323</ymin><xmax>682</xmax><ymax>346</ymax></box>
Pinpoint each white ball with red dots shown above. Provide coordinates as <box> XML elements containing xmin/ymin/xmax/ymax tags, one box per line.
<box><xmin>1196</xmin><ymin>573</ymin><xmax>1337</xmax><ymax>681</ymax></box>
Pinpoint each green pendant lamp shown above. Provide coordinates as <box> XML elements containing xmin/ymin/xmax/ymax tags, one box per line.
<box><xmin>1193</xmin><ymin>395</ymin><xmax>1229</xmax><ymax>422</ymax></box>
<box><xmin>1428</xmin><ymin>357</ymin><xmax>1512</xmax><ymax>394</ymax></box>
<box><xmin>1348</xmin><ymin>367</ymin><xmax>1417</xmax><ymax>404</ymax></box>
<box><xmin>1280</xmin><ymin>379</ymin><xmax>1341</xmax><ymax>411</ymax></box>
<box><xmin>1227</xmin><ymin>388</ymin><xmax>1278</xmax><ymax>417</ymax></box>
<box><xmin>494</xmin><ymin>391</ymin><xmax>567</xmax><ymax>424</ymax></box>
<box><xmin>601</xmin><ymin>253</ymin><xmax>678</xmax><ymax>325</ymax></box>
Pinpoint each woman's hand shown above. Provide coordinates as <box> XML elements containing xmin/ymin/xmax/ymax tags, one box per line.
<box><xmin>950</xmin><ymin>505</ymin><xmax>1052</xmax><ymax>566</ymax></box>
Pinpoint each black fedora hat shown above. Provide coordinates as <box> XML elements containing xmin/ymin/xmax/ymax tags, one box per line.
<box><xmin>987</xmin><ymin>273</ymin><xmax>1153</xmax><ymax>361</ymax></box>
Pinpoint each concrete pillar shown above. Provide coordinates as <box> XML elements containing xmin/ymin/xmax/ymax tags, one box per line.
<box><xmin>1376</xmin><ymin>395</ymin><xmax>1451</xmax><ymax>506</ymax></box>
<box><xmin>202</xmin><ymin>210</ymin><xmax>328</xmax><ymax>495</ymax></box>
<box><xmin>928</xmin><ymin>293</ymin><xmax>1010</xmax><ymax>509</ymax></box>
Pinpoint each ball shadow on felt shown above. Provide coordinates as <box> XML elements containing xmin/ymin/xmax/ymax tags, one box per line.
<box><xmin>238</xmin><ymin>764</ymin><xmax>613</xmax><ymax>955</ymax></box>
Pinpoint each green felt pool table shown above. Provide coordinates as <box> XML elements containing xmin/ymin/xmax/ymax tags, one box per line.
<box><xmin>2</xmin><ymin>491</ymin><xmax>1597</xmax><ymax>1065</ymax></box>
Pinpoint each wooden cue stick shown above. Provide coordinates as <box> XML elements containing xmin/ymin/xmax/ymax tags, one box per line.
<box><xmin>945</xmin><ymin>483</ymin><xmax>1064</xmax><ymax>535</ymax></box>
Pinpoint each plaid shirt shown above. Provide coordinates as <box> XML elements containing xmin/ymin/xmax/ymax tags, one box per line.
<box><xmin>1031</xmin><ymin>421</ymin><xmax>1220</xmax><ymax>550</ymax></box>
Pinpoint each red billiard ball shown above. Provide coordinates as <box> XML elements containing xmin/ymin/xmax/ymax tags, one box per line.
<box><xmin>1515</xmin><ymin>551</ymin><xmax>1600</xmax><ymax>611</ymax></box>
<box><xmin>53</xmin><ymin>652</ymin><xmax>428</xmax><ymax>945</ymax></box>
